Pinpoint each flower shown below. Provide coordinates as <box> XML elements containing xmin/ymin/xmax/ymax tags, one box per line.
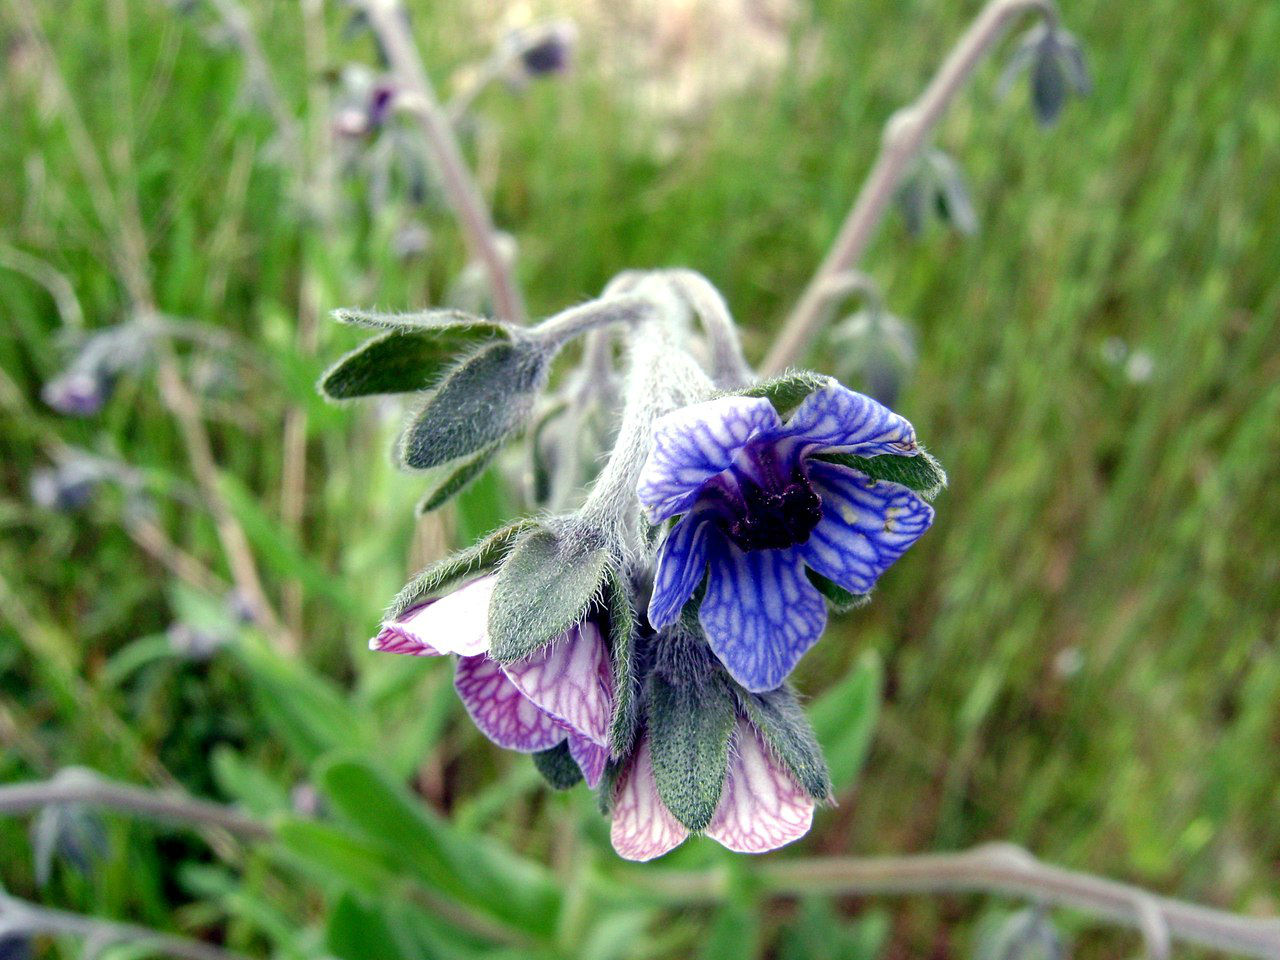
<box><xmin>610</xmin><ymin>718</ymin><xmax>814</xmax><ymax>861</ymax></box>
<box><xmin>638</xmin><ymin>381</ymin><xmax>935</xmax><ymax>692</ymax></box>
<box><xmin>370</xmin><ymin>575</ymin><xmax>613</xmax><ymax>785</ymax></box>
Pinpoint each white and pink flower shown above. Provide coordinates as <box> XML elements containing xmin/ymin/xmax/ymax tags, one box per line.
<box><xmin>370</xmin><ymin>575</ymin><xmax>613</xmax><ymax>786</ymax></box>
<box><xmin>610</xmin><ymin>719</ymin><xmax>815</xmax><ymax>862</ymax></box>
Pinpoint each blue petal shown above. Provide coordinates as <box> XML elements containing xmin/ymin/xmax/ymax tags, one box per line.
<box><xmin>638</xmin><ymin>396</ymin><xmax>782</xmax><ymax>522</ymax></box>
<box><xmin>699</xmin><ymin>542</ymin><xmax>827</xmax><ymax>692</ymax></box>
<box><xmin>784</xmin><ymin>383</ymin><xmax>918</xmax><ymax>457</ymax></box>
<box><xmin>799</xmin><ymin>461</ymin><xmax>934</xmax><ymax>594</ymax></box>
<box><xmin>648</xmin><ymin>512</ymin><xmax>715</xmax><ymax>630</ymax></box>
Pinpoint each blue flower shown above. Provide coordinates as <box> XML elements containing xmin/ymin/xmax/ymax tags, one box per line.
<box><xmin>638</xmin><ymin>381</ymin><xmax>935</xmax><ymax>692</ymax></box>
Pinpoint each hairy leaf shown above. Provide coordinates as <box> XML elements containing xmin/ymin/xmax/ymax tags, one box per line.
<box><xmin>648</xmin><ymin>669</ymin><xmax>736</xmax><ymax>831</ymax></box>
<box><xmin>738</xmin><ymin>685</ymin><xmax>832</xmax><ymax>802</ymax></box>
<box><xmin>319</xmin><ymin>321</ymin><xmax>507</xmax><ymax>400</ymax></box>
<box><xmin>416</xmin><ymin>446</ymin><xmax>498</xmax><ymax>514</ymax></box>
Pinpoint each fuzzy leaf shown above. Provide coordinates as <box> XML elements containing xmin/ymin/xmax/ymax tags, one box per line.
<box><xmin>736</xmin><ymin>371</ymin><xmax>832</xmax><ymax>416</ymax></box>
<box><xmin>738</xmin><ymin>686</ymin><xmax>832</xmax><ymax>803</ymax></box>
<box><xmin>416</xmin><ymin>446</ymin><xmax>498</xmax><ymax>514</ymax></box>
<box><xmin>604</xmin><ymin>565</ymin><xmax>638</xmax><ymax>755</ymax></box>
<box><xmin>488</xmin><ymin>527</ymin><xmax>610</xmax><ymax>662</ymax></box>
<box><xmin>388</xmin><ymin>519</ymin><xmax>535</xmax><ymax>618</ymax></box>
<box><xmin>648</xmin><ymin>670</ymin><xmax>736</xmax><ymax>831</ymax></box>
<box><xmin>532</xmin><ymin>741</ymin><xmax>584</xmax><ymax>790</ymax></box>
<box><xmin>816</xmin><ymin>448</ymin><xmax>947</xmax><ymax>500</ymax></box>
<box><xmin>399</xmin><ymin>341</ymin><xmax>548</xmax><ymax>470</ymax></box>
<box><xmin>319</xmin><ymin>321</ymin><xmax>507</xmax><ymax>400</ymax></box>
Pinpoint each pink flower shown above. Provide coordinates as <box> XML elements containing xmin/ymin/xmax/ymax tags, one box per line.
<box><xmin>610</xmin><ymin>719</ymin><xmax>814</xmax><ymax>862</ymax></box>
<box><xmin>370</xmin><ymin>576</ymin><xmax>613</xmax><ymax>785</ymax></box>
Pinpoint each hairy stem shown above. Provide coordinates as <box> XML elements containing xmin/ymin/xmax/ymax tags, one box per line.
<box><xmin>0</xmin><ymin>893</ymin><xmax>253</xmax><ymax>960</ymax></box>
<box><xmin>361</xmin><ymin>0</ymin><xmax>527</xmax><ymax>324</ymax></box>
<box><xmin>0</xmin><ymin>776</ymin><xmax>273</xmax><ymax>842</ymax></box>
<box><xmin>763</xmin><ymin>0</ymin><xmax>1058</xmax><ymax>374</ymax></box>
<box><xmin>633</xmin><ymin>844</ymin><xmax>1279</xmax><ymax>959</ymax></box>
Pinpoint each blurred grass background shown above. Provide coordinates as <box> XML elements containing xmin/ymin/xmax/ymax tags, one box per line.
<box><xmin>1</xmin><ymin>0</ymin><xmax>1278</xmax><ymax>957</ymax></box>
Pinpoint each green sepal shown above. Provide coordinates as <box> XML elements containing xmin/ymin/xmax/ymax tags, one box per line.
<box><xmin>603</xmin><ymin>565</ymin><xmax>637</xmax><ymax>756</ymax></box>
<box><xmin>387</xmin><ymin>519</ymin><xmax>535</xmax><ymax>619</ymax></box>
<box><xmin>736</xmin><ymin>684</ymin><xmax>833</xmax><ymax>803</ymax></box>
<box><xmin>319</xmin><ymin>320</ymin><xmax>508</xmax><ymax>400</ymax></box>
<box><xmin>815</xmin><ymin>448</ymin><xmax>947</xmax><ymax>500</ymax></box>
<box><xmin>805</xmin><ymin>570</ymin><xmax>870</xmax><ymax>613</ymax></box>
<box><xmin>416</xmin><ymin>445</ymin><xmax>498</xmax><ymax>515</ymax></box>
<box><xmin>531</xmin><ymin>741</ymin><xmax>583</xmax><ymax>791</ymax></box>
<box><xmin>596</xmin><ymin>760</ymin><xmax>624</xmax><ymax>815</ymax></box>
<box><xmin>398</xmin><ymin>340</ymin><xmax>549</xmax><ymax>470</ymax></box>
<box><xmin>733</xmin><ymin>371</ymin><xmax>832</xmax><ymax>416</ymax></box>
<box><xmin>487</xmin><ymin>525</ymin><xmax>610</xmax><ymax>663</ymax></box>
<box><xmin>647</xmin><ymin>638</ymin><xmax>737</xmax><ymax>832</ymax></box>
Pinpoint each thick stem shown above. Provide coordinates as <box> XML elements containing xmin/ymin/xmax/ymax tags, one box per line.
<box><xmin>0</xmin><ymin>777</ymin><xmax>273</xmax><ymax>842</ymax></box>
<box><xmin>631</xmin><ymin>845</ymin><xmax>1280</xmax><ymax>960</ymax></box>
<box><xmin>762</xmin><ymin>0</ymin><xmax>1057</xmax><ymax>374</ymax></box>
<box><xmin>362</xmin><ymin>0</ymin><xmax>527</xmax><ymax>324</ymax></box>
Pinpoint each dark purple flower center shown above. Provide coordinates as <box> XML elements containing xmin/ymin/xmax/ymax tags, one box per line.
<box><xmin>705</xmin><ymin>445</ymin><xmax>823</xmax><ymax>552</ymax></box>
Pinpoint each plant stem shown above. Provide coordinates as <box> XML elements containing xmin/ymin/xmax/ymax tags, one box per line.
<box><xmin>361</xmin><ymin>0</ymin><xmax>527</xmax><ymax>324</ymax></box>
<box><xmin>762</xmin><ymin>0</ymin><xmax>1057</xmax><ymax>374</ymax></box>
<box><xmin>0</xmin><ymin>893</ymin><xmax>254</xmax><ymax>960</ymax></box>
<box><xmin>632</xmin><ymin>844</ymin><xmax>1280</xmax><ymax>959</ymax></box>
<box><xmin>0</xmin><ymin>776</ymin><xmax>273</xmax><ymax>842</ymax></box>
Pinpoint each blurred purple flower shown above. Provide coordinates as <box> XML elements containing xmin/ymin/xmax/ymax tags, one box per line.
<box><xmin>371</xmin><ymin>575</ymin><xmax>613</xmax><ymax>785</ymax></box>
<box><xmin>41</xmin><ymin>369</ymin><xmax>108</xmax><ymax>417</ymax></box>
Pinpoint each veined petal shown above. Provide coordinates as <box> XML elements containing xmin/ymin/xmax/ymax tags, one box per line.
<box><xmin>389</xmin><ymin>576</ymin><xmax>496</xmax><ymax>657</ymax></box>
<box><xmin>648</xmin><ymin>513</ymin><xmax>716</xmax><ymax>630</ymax></box>
<box><xmin>454</xmin><ymin>655</ymin><xmax>566</xmax><ymax>752</ymax></box>
<box><xmin>800</xmin><ymin>461</ymin><xmax>934</xmax><ymax>594</ymax></box>
<box><xmin>699</xmin><ymin>543</ymin><xmax>827</xmax><ymax>692</ymax></box>
<box><xmin>784</xmin><ymin>383</ymin><xmax>918</xmax><ymax>457</ymax></box>
<box><xmin>369</xmin><ymin>626</ymin><xmax>442</xmax><ymax>657</ymax></box>
<box><xmin>706</xmin><ymin>718</ymin><xmax>814</xmax><ymax>853</ymax></box>
<box><xmin>567</xmin><ymin>733</ymin><xmax>608</xmax><ymax>788</ymax></box>
<box><xmin>611</xmin><ymin>736</ymin><xmax>689</xmax><ymax>861</ymax></box>
<box><xmin>638</xmin><ymin>396</ymin><xmax>782</xmax><ymax>522</ymax></box>
<box><xmin>502</xmin><ymin>621</ymin><xmax>613</xmax><ymax>746</ymax></box>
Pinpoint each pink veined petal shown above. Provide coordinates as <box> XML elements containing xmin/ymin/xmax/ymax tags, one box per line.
<box><xmin>637</xmin><ymin>396</ymin><xmax>783</xmax><ymax>522</ymax></box>
<box><xmin>369</xmin><ymin>625</ymin><xmax>442</xmax><ymax>657</ymax></box>
<box><xmin>454</xmin><ymin>655</ymin><xmax>566</xmax><ymax>753</ymax></box>
<box><xmin>392</xmin><ymin>575</ymin><xmax>496</xmax><ymax>657</ymax></box>
<box><xmin>610</xmin><ymin>736</ymin><xmax>689</xmax><ymax>862</ymax></box>
<box><xmin>502</xmin><ymin>621</ymin><xmax>614</xmax><ymax>746</ymax></box>
<box><xmin>706</xmin><ymin>719</ymin><xmax>814</xmax><ymax>854</ymax></box>
<box><xmin>567</xmin><ymin>732</ymin><xmax>608</xmax><ymax>788</ymax></box>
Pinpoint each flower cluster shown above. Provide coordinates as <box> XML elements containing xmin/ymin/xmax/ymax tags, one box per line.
<box><xmin>335</xmin><ymin>277</ymin><xmax>942</xmax><ymax>861</ymax></box>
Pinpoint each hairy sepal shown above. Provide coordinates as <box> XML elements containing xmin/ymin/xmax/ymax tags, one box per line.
<box><xmin>532</xmin><ymin>741</ymin><xmax>583</xmax><ymax>790</ymax></box>
<box><xmin>487</xmin><ymin>525</ymin><xmax>610</xmax><ymax>663</ymax></box>
<box><xmin>319</xmin><ymin>319</ymin><xmax>509</xmax><ymax>400</ymax></box>
<box><xmin>816</xmin><ymin>447</ymin><xmax>947</xmax><ymax>500</ymax></box>
<box><xmin>732</xmin><ymin>371</ymin><xmax>833</xmax><ymax>416</ymax></box>
<box><xmin>416</xmin><ymin>445</ymin><xmax>498</xmax><ymax>515</ymax></box>
<box><xmin>387</xmin><ymin>519</ymin><xmax>535</xmax><ymax>619</ymax></box>
<box><xmin>806</xmin><ymin>570</ymin><xmax>870</xmax><ymax>613</ymax></box>
<box><xmin>736</xmin><ymin>685</ymin><xmax>833</xmax><ymax>803</ymax></box>
<box><xmin>603</xmin><ymin>565</ymin><xmax>637</xmax><ymax>756</ymax></box>
<box><xmin>398</xmin><ymin>340</ymin><xmax>549</xmax><ymax>471</ymax></box>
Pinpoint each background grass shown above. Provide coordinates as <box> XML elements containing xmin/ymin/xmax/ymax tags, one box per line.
<box><xmin>1</xmin><ymin>0</ymin><xmax>1278</xmax><ymax>957</ymax></box>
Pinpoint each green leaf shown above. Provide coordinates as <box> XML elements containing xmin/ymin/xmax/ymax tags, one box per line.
<box><xmin>808</xmin><ymin>652</ymin><xmax>882</xmax><ymax>793</ymax></box>
<box><xmin>389</xmin><ymin>519</ymin><xmax>534</xmax><ymax>618</ymax></box>
<box><xmin>416</xmin><ymin>445</ymin><xmax>499</xmax><ymax>514</ymax></box>
<box><xmin>734</xmin><ymin>371</ymin><xmax>832</xmax><ymax>415</ymax></box>
<box><xmin>398</xmin><ymin>340</ymin><xmax>548</xmax><ymax>470</ymax></box>
<box><xmin>315</xmin><ymin>756</ymin><xmax>562</xmax><ymax>938</ymax></box>
<box><xmin>320</xmin><ymin>321</ymin><xmax>508</xmax><ymax>400</ymax></box>
<box><xmin>647</xmin><ymin>670</ymin><xmax>736</xmax><ymax>831</ymax></box>
<box><xmin>327</xmin><ymin>893</ymin><xmax>406</xmax><ymax>960</ymax></box>
<box><xmin>531</xmin><ymin>741</ymin><xmax>583</xmax><ymax>790</ymax></box>
<box><xmin>805</xmin><ymin>570</ymin><xmax>870</xmax><ymax>613</ymax></box>
<box><xmin>700</xmin><ymin>900</ymin><xmax>762</xmax><ymax>960</ymax></box>
<box><xmin>738</xmin><ymin>686</ymin><xmax>832</xmax><ymax>802</ymax></box>
<box><xmin>816</xmin><ymin>448</ymin><xmax>947</xmax><ymax>500</ymax></box>
<box><xmin>604</xmin><ymin>565</ymin><xmax>637</xmax><ymax>754</ymax></box>
<box><xmin>488</xmin><ymin>526</ymin><xmax>610</xmax><ymax>662</ymax></box>
<box><xmin>210</xmin><ymin>746</ymin><xmax>290</xmax><ymax>818</ymax></box>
